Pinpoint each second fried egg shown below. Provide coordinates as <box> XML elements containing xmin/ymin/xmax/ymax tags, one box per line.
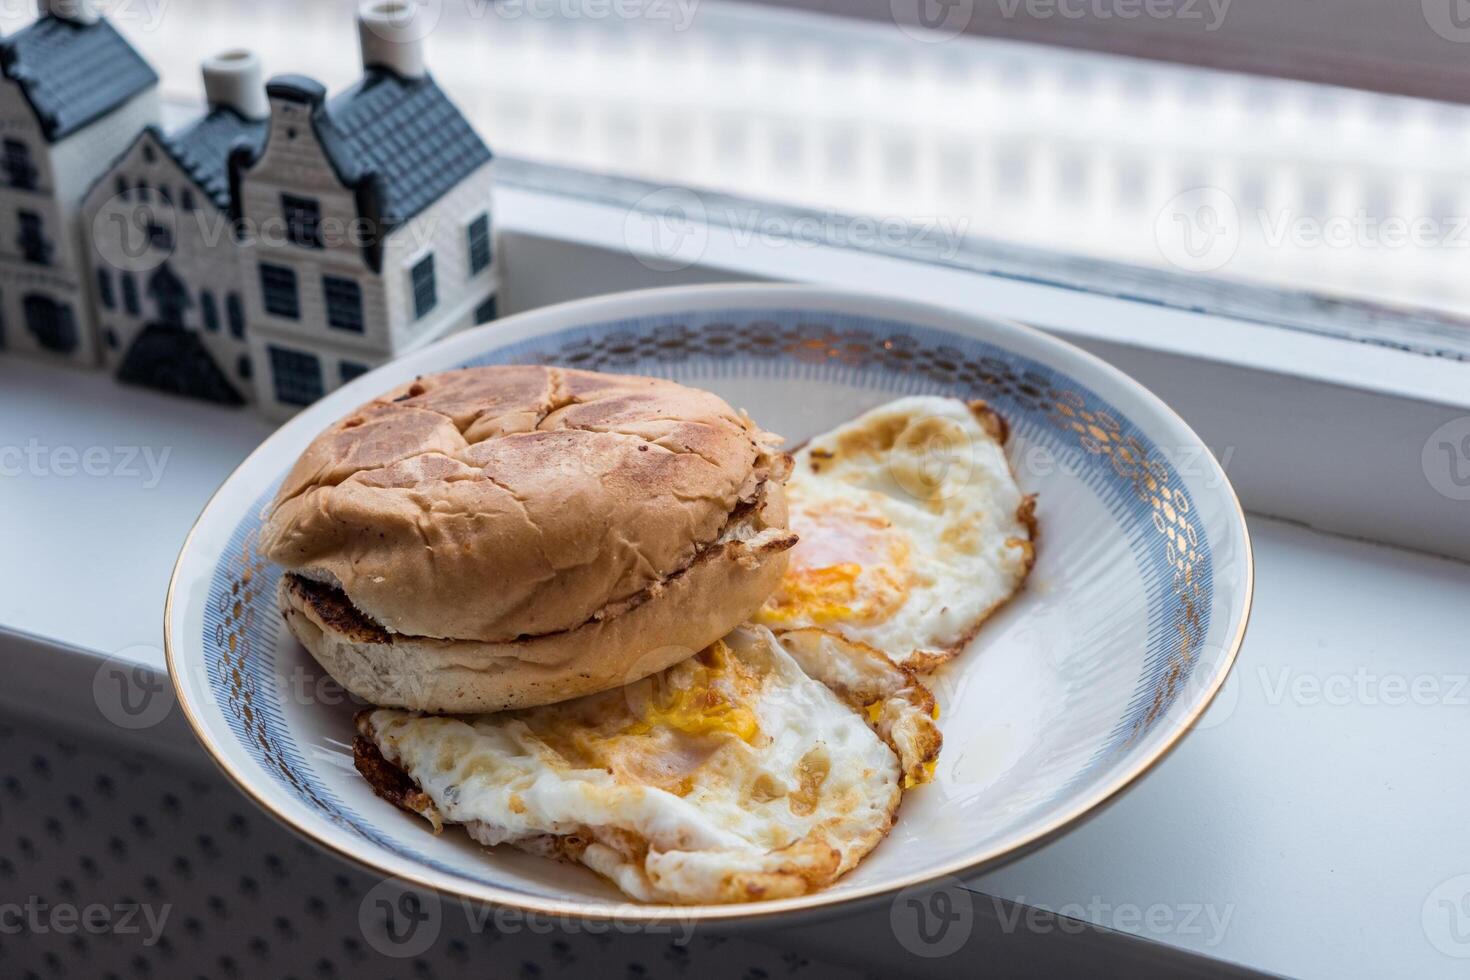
<box><xmin>757</xmin><ymin>396</ymin><xmax>1035</xmax><ymax>669</ymax></box>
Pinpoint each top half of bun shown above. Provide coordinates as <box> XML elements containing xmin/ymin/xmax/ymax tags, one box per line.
<box><xmin>258</xmin><ymin>365</ymin><xmax>790</xmax><ymax>643</ymax></box>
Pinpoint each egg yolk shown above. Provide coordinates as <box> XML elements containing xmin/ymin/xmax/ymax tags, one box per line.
<box><xmin>759</xmin><ymin>505</ymin><xmax>910</xmax><ymax>626</ymax></box>
<box><xmin>903</xmin><ymin>759</ymin><xmax>938</xmax><ymax>789</ymax></box>
<box><xmin>623</xmin><ymin>641</ymin><xmax>761</xmax><ymax>743</ymax></box>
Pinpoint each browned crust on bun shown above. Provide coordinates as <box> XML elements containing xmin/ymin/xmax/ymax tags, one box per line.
<box><xmin>279</xmin><ymin>482</ymin><xmax>797</xmax><ymax>712</ymax></box>
<box><xmin>261</xmin><ymin>365</ymin><xmax>788</xmax><ymax>644</ymax></box>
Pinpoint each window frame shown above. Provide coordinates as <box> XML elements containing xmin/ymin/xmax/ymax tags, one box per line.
<box><xmin>757</xmin><ymin>0</ymin><xmax>1470</xmax><ymax>105</ymax></box>
<box><xmin>322</xmin><ymin>274</ymin><xmax>365</xmax><ymax>333</ymax></box>
<box><xmin>281</xmin><ymin>193</ymin><xmax>324</xmax><ymax>250</ymax></box>
<box><xmin>201</xmin><ymin>290</ymin><xmax>219</xmax><ymax>332</ymax></box>
<box><xmin>494</xmin><ymin>171</ymin><xmax>1470</xmax><ymax>562</ymax></box>
<box><xmin>410</xmin><ymin>253</ymin><xmax>437</xmax><ymax>320</ymax></box>
<box><xmin>147</xmin><ymin>220</ymin><xmax>172</xmax><ymax>252</ymax></box>
<box><xmin>16</xmin><ymin>210</ymin><xmax>50</xmax><ymax>266</ymax></box>
<box><xmin>96</xmin><ymin>268</ymin><xmax>115</xmax><ymax>311</ymax></box>
<box><xmin>467</xmin><ymin>213</ymin><xmax>492</xmax><ymax>274</ymax></box>
<box><xmin>258</xmin><ymin>263</ymin><xmax>301</xmax><ymax>320</ymax></box>
<box><xmin>121</xmin><ymin>273</ymin><xmax>140</xmax><ymax>317</ymax></box>
<box><xmin>2</xmin><ymin>138</ymin><xmax>37</xmax><ymax>191</ymax></box>
<box><xmin>226</xmin><ymin>292</ymin><xmax>246</xmax><ymax>339</ymax></box>
<box><xmin>267</xmin><ymin>344</ymin><xmax>324</xmax><ymax>407</ymax></box>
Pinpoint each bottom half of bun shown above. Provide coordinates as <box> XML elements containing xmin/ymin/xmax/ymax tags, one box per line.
<box><xmin>277</xmin><ymin>491</ymin><xmax>797</xmax><ymax>713</ymax></box>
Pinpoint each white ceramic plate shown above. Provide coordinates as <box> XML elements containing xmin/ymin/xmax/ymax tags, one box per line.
<box><xmin>166</xmin><ymin>284</ymin><xmax>1252</xmax><ymax>924</ymax></box>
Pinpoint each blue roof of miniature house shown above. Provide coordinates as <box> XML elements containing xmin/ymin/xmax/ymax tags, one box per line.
<box><xmin>0</xmin><ymin>15</ymin><xmax>157</xmax><ymax>143</ymax></box>
<box><xmin>325</xmin><ymin>70</ymin><xmax>492</xmax><ymax>228</ymax></box>
<box><xmin>165</xmin><ymin>108</ymin><xmax>268</xmax><ymax>209</ymax></box>
<box><xmin>268</xmin><ymin>69</ymin><xmax>492</xmax><ymax>231</ymax></box>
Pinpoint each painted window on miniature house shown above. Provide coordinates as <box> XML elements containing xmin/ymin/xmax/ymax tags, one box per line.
<box><xmin>282</xmin><ymin>194</ymin><xmax>324</xmax><ymax>249</ymax></box>
<box><xmin>226</xmin><ymin>293</ymin><xmax>246</xmax><ymax>338</ymax></box>
<box><xmin>96</xmin><ymin>269</ymin><xmax>115</xmax><ymax>310</ymax></box>
<box><xmin>22</xmin><ymin>295</ymin><xmax>76</xmax><ymax>354</ymax></box>
<box><xmin>115</xmin><ymin>176</ymin><xmax>129</xmax><ymax>200</ymax></box>
<box><xmin>121</xmin><ymin>273</ymin><xmax>140</xmax><ymax>315</ymax></box>
<box><xmin>268</xmin><ymin>345</ymin><xmax>323</xmax><ymax>406</ymax></box>
<box><xmin>323</xmin><ymin>276</ymin><xmax>364</xmax><ymax>333</ymax></box>
<box><xmin>182</xmin><ymin>188</ymin><xmax>196</xmax><ymax>212</ymax></box>
<box><xmin>201</xmin><ymin>291</ymin><xmax>219</xmax><ymax>332</ymax></box>
<box><xmin>412</xmin><ymin>254</ymin><xmax>437</xmax><ymax>319</ymax></box>
<box><xmin>147</xmin><ymin>220</ymin><xmax>172</xmax><ymax>252</ymax></box>
<box><xmin>17</xmin><ymin>212</ymin><xmax>50</xmax><ymax>266</ymax></box>
<box><xmin>340</xmin><ymin>360</ymin><xmax>370</xmax><ymax>384</ymax></box>
<box><xmin>259</xmin><ymin>263</ymin><xmax>300</xmax><ymax>319</ymax></box>
<box><xmin>468</xmin><ymin>214</ymin><xmax>492</xmax><ymax>273</ymax></box>
<box><xmin>3</xmin><ymin>139</ymin><xmax>37</xmax><ymax>190</ymax></box>
<box><xmin>237</xmin><ymin>354</ymin><xmax>252</xmax><ymax>380</ymax></box>
<box><xmin>475</xmin><ymin>295</ymin><xmax>497</xmax><ymax>324</ymax></box>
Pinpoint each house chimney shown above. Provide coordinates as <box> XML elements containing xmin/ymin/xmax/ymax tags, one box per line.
<box><xmin>39</xmin><ymin>0</ymin><xmax>99</xmax><ymax>24</ymax></box>
<box><xmin>357</xmin><ymin>0</ymin><xmax>427</xmax><ymax>79</ymax></box>
<box><xmin>202</xmin><ymin>50</ymin><xmax>269</xmax><ymax>121</ymax></box>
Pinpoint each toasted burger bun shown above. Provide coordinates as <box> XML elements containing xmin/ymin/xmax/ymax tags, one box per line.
<box><xmin>278</xmin><ymin>483</ymin><xmax>794</xmax><ymax>712</ymax></box>
<box><xmin>263</xmin><ymin>365</ymin><xmax>796</xmax><ymax>712</ymax></box>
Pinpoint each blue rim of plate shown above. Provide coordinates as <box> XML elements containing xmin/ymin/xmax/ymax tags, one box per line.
<box><xmin>169</xmin><ymin>285</ymin><xmax>1251</xmax><ymax>923</ymax></box>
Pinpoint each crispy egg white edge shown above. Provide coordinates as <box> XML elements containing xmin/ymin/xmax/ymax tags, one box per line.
<box><xmin>364</xmin><ymin>626</ymin><xmax>901</xmax><ymax>904</ymax></box>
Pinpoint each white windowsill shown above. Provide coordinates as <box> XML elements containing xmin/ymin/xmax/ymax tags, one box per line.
<box><xmin>2</xmin><ymin>354</ymin><xmax>1463</xmax><ymax>978</ymax></box>
<box><xmin>3</xmin><ymin>166</ymin><xmax>1467</xmax><ymax>979</ymax></box>
<box><xmin>492</xmin><ymin>167</ymin><xmax>1470</xmax><ymax>563</ymax></box>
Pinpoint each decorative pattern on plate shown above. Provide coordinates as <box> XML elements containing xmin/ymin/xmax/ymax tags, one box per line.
<box><xmin>202</xmin><ymin>308</ymin><xmax>1214</xmax><ymax>880</ymax></box>
<box><xmin>526</xmin><ymin>314</ymin><xmax>1209</xmax><ymax>744</ymax></box>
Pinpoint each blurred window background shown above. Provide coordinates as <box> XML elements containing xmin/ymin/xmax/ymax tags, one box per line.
<box><xmin>30</xmin><ymin>0</ymin><xmax>1470</xmax><ymax>334</ymax></box>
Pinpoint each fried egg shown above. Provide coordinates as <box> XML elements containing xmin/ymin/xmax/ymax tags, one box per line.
<box><xmin>757</xmin><ymin>396</ymin><xmax>1035</xmax><ymax>670</ymax></box>
<box><xmin>355</xmin><ymin>626</ymin><xmax>927</xmax><ymax>905</ymax></box>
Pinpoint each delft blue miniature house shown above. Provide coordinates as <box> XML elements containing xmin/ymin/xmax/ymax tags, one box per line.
<box><xmin>82</xmin><ymin>52</ymin><xmax>268</xmax><ymax>405</ymax></box>
<box><xmin>55</xmin><ymin>0</ymin><xmax>498</xmax><ymax>418</ymax></box>
<box><xmin>232</xmin><ymin>2</ymin><xmax>497</xmax><ymax>420</ymax></box>
<box><xmin>0</xmin><ymin>0</ymin><xmax>159</xmax><ymax>366</ymax></box>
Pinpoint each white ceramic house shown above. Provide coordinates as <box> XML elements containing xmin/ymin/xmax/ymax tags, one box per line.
<box><xmin>80</xmin><ymin>53</ymin><xmax>269</xmax><ymax>405</ymax></box>
<box><xmin>235</xmin><ymin>2</ymin><xmax>498</xmax><ymax>419</ymax></box>
<box><xmin>0</xmin><ymin>0</ymin><xmax>158</xmax><ymax>365</ymax></box>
